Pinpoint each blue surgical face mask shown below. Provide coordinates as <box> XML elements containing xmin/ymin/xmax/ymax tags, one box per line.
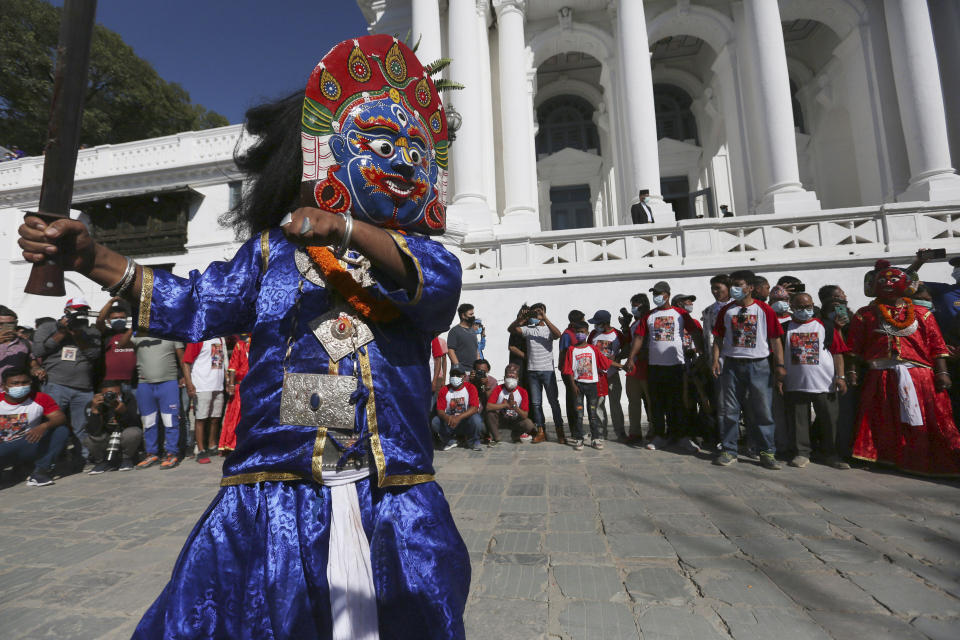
<box><xmin>630</xmin><ymin>306</ymin><xmax>641</xmax><ymax>317</ymax></box>
<box><xmin>730</xmin><ymin>286</ymin><xmax>745</xmax><ymax>301</ymax></box>
<box><xmin>575</xmin><ymin>332</ymin><xmax>589</xmax><ymax>343</ymax></box>
<box><xmin>771</xmin><ymin>300</ymin><xmax>791</xmax><ymax>314</ymax></box>
<box><xmin>793</xmin><ymin>308</ymin><xmax>815</xmax><ymax>322</ymax></box>
<box><xmin>6</xmin><ymin>385</ymin><xmax>31</xmax><ymax>400</ymax></box>
<box><xmin>110</xmin><ymin>318</ymin><xmax>128</xmax><ymax>331</ymax></box>
<box><xmin>653</xmin><ymin>294</ymin><xmax>668</xmax><ymax>307</ymax></box>
<box><xmin>914</xmin><ymin>299</ymin><xmax>933</xmax><ymax>309</ymax></box>
<box><xmin>449</xmin><ymin>376</ymin><xmax>463</xmax><ymax>388</ymax></box>
<box><xmin>527</xmin><ymin>317</ymin><xmax>540</xmax><ymax>327</ymax></box>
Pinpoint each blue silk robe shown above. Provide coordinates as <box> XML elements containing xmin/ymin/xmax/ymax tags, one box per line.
<box><xmin>132</xmin><ymin>228</ymin><xmax>470</xmax><ymax>640</ymax></box>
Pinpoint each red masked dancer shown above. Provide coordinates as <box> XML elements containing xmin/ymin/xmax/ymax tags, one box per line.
<box><xmin>218</xmin><ymin>334</ymin><xmax>250</xmax><ymax>453</ymax></box>
<box><xmin>848</xmin><ymin>261</ymin><xmax>960</xmax><ymax>476</ymax></box>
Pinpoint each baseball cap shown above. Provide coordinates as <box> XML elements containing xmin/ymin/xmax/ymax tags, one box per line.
<box><xmin>450</xmin><ymin>364</ymin><xmax>467</xmax><ymax>377</ymax></box>
<box><xmin>649</xmin><ymin>281</ymin><xmax>670</xmax><ymax>294</ymax></box>
<box><xmin>65</xmin><ymin>296</ymin><xmax>90</xmax><ymax>309</ymax></box>
<box><xmin>588</xmin><ymin>310</ymin><xmax>611</xmax><ymax>325</ymax></box>
<box><xmin>671</xmin><ymin>294</ymin><xmax>696</xmax><ymax>306</ymax></box>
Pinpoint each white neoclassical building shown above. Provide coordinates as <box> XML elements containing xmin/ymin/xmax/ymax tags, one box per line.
<box><xmin>1</xmin><ymin>0</ymin><xmax>959</xmax><ymax>374</ymax></box>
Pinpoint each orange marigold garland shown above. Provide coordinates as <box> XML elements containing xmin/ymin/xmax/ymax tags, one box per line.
<box><xmin>875</xmin><ymin>297</ymin><xmax>915</xmax><ymax>331</ymax></box>
<box><xmin>306</xmin><ymin>246</ymin><xmax>400</xmax><ymax>323</ymax></box>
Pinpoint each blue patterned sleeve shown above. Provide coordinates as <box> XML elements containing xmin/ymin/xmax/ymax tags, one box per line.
<box><xmin>373</xmin><ymin>231</ymin><xmax>462</xmax><ymax>335</ymax></box>
<box><xmin>136</xmin><ymin>231</ymin><xmax>269</xmax><ymax>342</ymax></box>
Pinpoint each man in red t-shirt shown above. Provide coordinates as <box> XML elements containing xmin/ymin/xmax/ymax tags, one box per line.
<box><xmin>0</xmin><ymin>368</ymin><xmax>68</xmax><ymax>486</ymax></box>
<box><xmin>95</xmin><ymin>298</ymin><xmax>137</xmax><ymax>390</ymax></box>
<box><xmin>431</xmin><ymin>365</ymin><xmax>484</xmax><ymax>451</ymax></box>
<box><xmin>710</xmin><ymin>274</ymin><xmax>786</xmax><ymax>468</ymax></box>
<box><xmin>562</xmin><ymin>321</ymin><xmax>613</xmax><ymax>451</ymax></box>
<box><xmin>485</xmin><ymin>364</ymin><xmax>537</xmax><ymax>444</ymax></box>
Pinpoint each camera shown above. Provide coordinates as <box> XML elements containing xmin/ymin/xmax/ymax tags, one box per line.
<box><xmin>102</xmin><ymin>390</ymin><xmax>119</xmax><ymax>408</ymax></box>
<box><xmin>64</xmin><ymin>308</ymin><xmax>88</xmax><ymax>329</ymax></box>
<box><xmin>918</xmin><ymin>248</ymin><xmax>947</xmax><ymax>261</ymax></box>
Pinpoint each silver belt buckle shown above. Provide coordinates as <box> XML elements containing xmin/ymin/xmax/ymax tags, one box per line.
<box><xmin>278</xmin><ymin>373</ymin><xmax>356</xmax><ymax>428</ymax></box>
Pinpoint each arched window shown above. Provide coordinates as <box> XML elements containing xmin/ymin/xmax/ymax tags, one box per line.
<box><xmin>653</xmin><ymin>84</ymin><xmax>698</xmax><ymax>144</ymax></box>
<box><xmin>535</xmin><ymin>95</ymin><xmax>600</xmax><ymax>156</ymax></box>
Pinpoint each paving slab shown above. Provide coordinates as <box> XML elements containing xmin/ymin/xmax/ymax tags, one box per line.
<box><xmin>636</xmin><ymin>605</ymin><xmax>728</xmax><ymax>640</ymax></box>
<box><xmin>557</xmin><ymin>600</ymin><xmax>638</xmax><ymax>640</ymax></box>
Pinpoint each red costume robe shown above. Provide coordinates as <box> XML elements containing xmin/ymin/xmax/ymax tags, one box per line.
<box><xmin>848</xmin><ymin>302</ymin><xmax>960</xmax><ymax>476</ymax></box>
<box><xmin>217</xmin><ymin>337</ymin><xmax>249</xmax><ymax>452</ymax></box>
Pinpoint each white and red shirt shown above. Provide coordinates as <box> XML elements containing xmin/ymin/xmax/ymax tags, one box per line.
<box><xmin>783</xmin><ymin>319</ymin><xmax>849</xmax><ymax>393</ymax></box>
<box><xmin>562</xmin><ymin>344</ymin><xmax>612</xmax><ymax>384</ymax></box>
<box><xmin>713</xmin><ymin>301</ymin><xmax>784</xmax><ymax>359</ymax></box>
<box><xmin>183</xmin><ymin>338</ymin><xmax>226</xmax><ymax>393</ymax></box>
<box><xmin>488</xmin><ymin>384</ymin><xmax>529</xmax><ymax>419</ymax></box>
<box><xmin>589</xmin><ymin>328</ymin><xmax>624</xmax><ymax>374</ymax></box>
<box><xmin>0</xmin><ymin>391</ymin><xmax>59</xmax><ymax>443</ymax></box>
<box><xmin>637</xmin><ymin>306</ymin><xmax>703</xmax><ymax>366</ymax></box>
<box><xmin>437</xmin><ymin>382</ymin><xmax>479</xmax><ymax>416</ymax></box>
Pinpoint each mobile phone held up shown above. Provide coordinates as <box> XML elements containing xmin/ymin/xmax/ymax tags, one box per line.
<box><xmin>918</xmin><ymin>248</ymin><xmax>947</xmax><ymax>261</ymax></box>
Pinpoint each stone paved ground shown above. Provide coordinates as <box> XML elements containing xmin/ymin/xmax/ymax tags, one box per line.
<box><xmin>1</xmin><ymin>441</ymin><xmax>959</xmax><ymax>639</ymax></box>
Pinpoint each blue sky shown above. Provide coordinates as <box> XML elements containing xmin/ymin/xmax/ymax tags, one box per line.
<box><xmin>52</xmin><ymin>0</ymin><xmax>370</xmax><ymax>124</ymax></box>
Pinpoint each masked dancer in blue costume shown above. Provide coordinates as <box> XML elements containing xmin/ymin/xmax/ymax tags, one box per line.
<box><xmin>18</xmin><ymin>35</ymin><xmax>469</xmax><ymax>639</ymax></box>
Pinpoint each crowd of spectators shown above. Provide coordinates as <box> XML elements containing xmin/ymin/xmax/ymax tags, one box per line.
<box><xmin>2</xmin><ymin>250</ymin><xmax>958</xmax><ymax>486</ymax></box>
<box><xmin>0</xmin><ymin>296</ymin><xmax>242</xmax><ymax>487</ymax></box>
<box><xmin>432</xmin><ymin>251</ymin><xmax>960</xmax><ymax>475</ymax></box>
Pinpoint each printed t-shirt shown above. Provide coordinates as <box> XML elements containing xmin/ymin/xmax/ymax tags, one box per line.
<box><xmin>564</xmin><ymin>345</ymin><xmax>611</xmax><ymax>383</ymax></box>
<box><xmin>488</xmin><ymin>384</ymin><xmax>529</xmax><ymax>419</ymax></box>
<box><xmin>183</xmin><ymin>338</ymin><xmax>226</xmax><ymax>393</ymax></box>
<box><xmin>713</xmin><ymin>301</ymin><xmax>784</xmax><ymax>359</ymax></box>
<box><xmin>0</xmin><ymin>392</ymin><xmax>59</xmax><ymax>443</ymax></box>
<box><xmin>589</xmin><ymin>328</ymin><xmax>623</xmax><ymax>374</ymax></box>
<box><xmin>437</xmin><ymin>382</ymin><xmax>479</xmax><ymax>415</ymax></box>
<box><xmin>784</xmin><ymin>319</ymin><xmax>849</xmax><ymax>393</ymax></box>
<box><xmin>103</xmin><ymin>333</ymin><xmax>136</xmax><ymax>383</ymax></box>
<box><xmin>637</xmin><ymin>307</ymin><xmax>702</xmax><ymax>366</ymax></box>
<box><xmin>132</xmin><ymin>337</ymin><xmax>184</xmax><ymax>384</ymax></box>
<box><xmin>520</xmin><ymin>324</ymin><xmax>556</xmax><ymax>372</ymax></box>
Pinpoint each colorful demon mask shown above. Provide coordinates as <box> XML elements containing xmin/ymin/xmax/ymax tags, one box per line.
<box><xmin>300</xmin><ymin>35</ymin><xmax>448</xmax><ymax>235</ymax></box>
<box><xmin>869</xmin><ymin>260</ymin><xmax>919</xmax><ymax>298</ymax></box>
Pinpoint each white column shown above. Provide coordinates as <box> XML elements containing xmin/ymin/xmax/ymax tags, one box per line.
<box><xmin>493</xmin><ymin>0</ymin><xmax>540</xmax><ymax>235</ymax></box>
<box><xmin>741</xmin><ymin>0</ymin><xmax>819</xmax><ymax>214</ymax></box>
<box><xmin>447</xmin><ymin>0</ymin><xmax>494</xmax><ymax>237</ymax></box>
<box><xmin>475</xmin><ymin>1</ymin><xmax>500</xmax><ymax>226</ymax></box>
<box><xmin>884</xmin><ymin>0</ymin><xmax>960</xmax><ymax>201</ymax></box>
<box><xmin>411</xmin><ymin>0</ymin><xmax>442</xmax><ymax>65</ymax></box>
<box><xmin>616</xmin><ymin>0</ymin><xmax>674</xmax><ymax>223</ymax></box>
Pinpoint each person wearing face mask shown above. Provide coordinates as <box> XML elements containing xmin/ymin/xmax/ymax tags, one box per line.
<box><xmin>32</xmin><ymin>296</ymin><xmax>102</xmax><ymax>462</ymax></box>
<box><xmin>710</xmin><ymin>275</ymin><xmax>786</xmax><ymax>469</ymax></box>
<box><xmin>588</xmin><ymin>310</ymin><xmax>626</xmax><ymax>441</ymax></box>
<box><xmin>96</xmin><ymin>298</ymin><xmax>137</xmax><ymax>393</ymax></box>
<box><xmin>768</xmin><ymin>286</ymin><xmax>792</xmax><ymax>328</ymax></box>
<box><xmin>0</xmin><ymin>368</ymin><xmax>68</xmax><ymax>487</ymax></box>
<box><xmin>485</xmin><ymin>364</ymin><xmax>537</xmax><ymax>444</ymax></box>
<box><xmin>558</xmin><ymin>310</ymin><xmax>587</xmax><ymax>445</ymax></box>
<box><xmin>621</xmin><ymin>294</ymin><xmax>652</xmax><ymax>442</ymax></box>
<box><xmin>447</xmin><ymin>303</ymin><xmax>480</xmax><ymax>368</ymax></box>
<box><xmin>627</xmin><ymin>282</ymin><xmax>703</xmax><ymax>453</ymax></box>
<box><xmin>509</xmin><ymin>302</ymin><xmax>565</xmax><ymax>444</ymax></box>
<box><xmin>431</xmin><ymin>365</ymin><xmax>484</xmax><ymax>452</ymax></box>
<box><xmin>779</xmin><ymin>293</ymin><xmax>851</xmax><ymax>469</ymax></box>
<box><xmin>562</xmin><ymin>321</ymin><xmax>613</xmax><ymax>451</ymax></box>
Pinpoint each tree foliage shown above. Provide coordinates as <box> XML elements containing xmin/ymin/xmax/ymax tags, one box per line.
<box><xmin>0</xmin><ymin>0</ymin><xmax>229</xmax><ymax>156</ymax></box>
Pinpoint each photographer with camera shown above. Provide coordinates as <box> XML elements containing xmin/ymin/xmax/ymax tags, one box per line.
<box><xmin>32</xmin><ymin>297</ymin><xmax>102</xmax><ymax>460</ymax></box>
<box><xmin>95</xmin><ymin>298</ymin><xmax>136</xmax><ymax>392</ymax></box>
<box><xmin>83</xmin><ymin>380</ymin><xmax>141</xmax><ymax>473</ymax></box>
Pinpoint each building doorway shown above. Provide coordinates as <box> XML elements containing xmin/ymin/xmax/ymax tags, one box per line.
<box><xmin>550</xmin><ymin>185</ymin><xmax>593</xmax><ymax>230</ymax></box>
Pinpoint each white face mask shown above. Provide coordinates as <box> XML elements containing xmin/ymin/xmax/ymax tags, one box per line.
<box><xmin>771</xmin><ymin>300</ymin><xmax>791</xmax><ymax>314</ymax></box>
<box><xmin>793</xmin><ymin>308</ymin><xmax>815</xmax><ymax>322</ymax></box>
<box><xmin>730</xmin><ymin>286</ymin><xmax>746</xmax><ymax>301</ymax></box>
<box><xmin>653</xmin><ymin>294</ymin><xmax>668</xmax><ymax>307</ymax></box>
<box><xmin>449</xmin><ymin>376</ymin><xmax>463</xmax><ymax>388</ymax></box>
<box><xmin>684</xmin><ymin>304</ymin><xmax>694</xmax><ymax>313</ymax></box>
<box><xmin>5</xmin><ymin>385</ymin><xmax>31</xmax><ymax>400</ymax></box>
<box><xmin>504</xmin><ymin>377</ymin><xmax>518</xmax><ymax>390</ymax></box>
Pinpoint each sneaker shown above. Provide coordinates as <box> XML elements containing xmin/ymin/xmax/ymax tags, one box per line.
<box><xmin>827</xmin><ymin>458</ymin><xmax>851</xmax><ymax>470</ymax></box>
<box><xmin>645</xmin><ymin>441</ymin><xmax>657</xmax><ymax>450</ymax></box>
<box><xmin>26</xmin><ymin>473</ymin><xmax>54</xmax><ymax>487</ymax></box>
<box><xmin>679</xmin><ymin>437</ymin><xmax>701</xmax><ymax>454</ymax></box>
<box><xmin>136</xmin><ymin>455</ymin><xmax>160</xmax><ymax>470</ymax></box>
<box><xmin>713</xmin><ymin>451</ymin><xmax>737</xmax><ymax>466</ymax></box>
<box><xmin>88</xmin><ymin>462</ymin><xmax>110</xmax><ymax>475</ymax></box>
<box><xmin>788</xmin><ymin>456</ymin><xmax>810</xmax><ymax>468</ymax></box>
<box><xmin>197</xmin><ymin>454</ymin><xmax>212</xmax><ymax>464</ymax></box>
<box><xmin>759</xmin><ymin>452</ymin><xmax>782</xmax><ymax>470</ymax></box>
<box><xmin>442</xmin><ymin>440</ymin><xmax>457</xmax><ymax>451</ymax></box>
<box><xmin>518</xmin><ymin>433</ymin><xmax>533</xmax><ymax>443</ymax></box>
<box><xmin>593</xmin><ymin>439</ymin><xmax>604</xmax><ymax>450</ymax></box>
<box><xmin>472</xmin><ymin>440</ymin><xmax>484</xmax><ymax>452</ymax></box>
<box><xmin>573</xmin><ymin>439</ymin><xmax>584</xmax><ymax>451</ymax></box>
<box><xmin>119</xmin><ymin>459</ymin><xmax>135</xmax><ymax>472</ymax></box>
<box><xmin>488</xmin><ymin>439</ymin><xmax>501</xmax><ymax>447</ymax></box>
<box><xmin>159</xmin><ymin>454</ymin><xmax>180</xmax><ymax>469</ymax></box>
